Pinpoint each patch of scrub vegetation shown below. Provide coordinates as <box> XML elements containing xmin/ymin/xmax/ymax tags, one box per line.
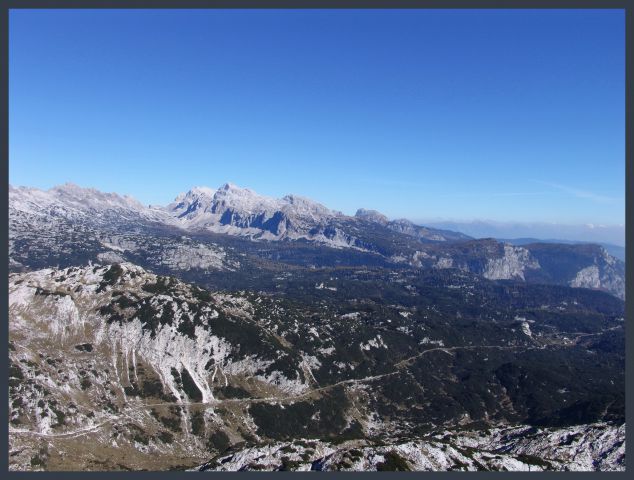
<box><xmin>207</xmin><ymin>431</ymin><xmax>231</xmax><ymax>453</ymax></box>
<box><xmin>142</xmin><ymin>378</ymin><xmax>178</xmax><ymax>401</ymax></box>
<box><xmin>8</xmin><ymin>359</ymin><xmax>24</xmax><ymax>388</ymax></box>
<box><xmin>113</xmin><ymin>291</ymin><xmax>138</xmax><ymax>308</ymax></box>
<box><xmin>180</xmin><ymin>368</ymin><xmax>203</xmax><ymax>402</ymax></box>
<box><xmin>216</xmin><ymin>385</ymin><xmax>251</xmax><ymax>399</ymax></box>
<box><xmin>516</xmin><ymin>454</ymin><xmax>553</xmax><ymax>469</ymax></box>
<box><xmin>151</xmin><ymin>408</ymin><xmax>182</xmax><ymax>433</ymax></box>
<box><xmin>158</xmin><ymin>431</ymin><xmax>174</xmax><ymax>444</ymax></box>
<box><xmin>191</xmin><ymin>285</ymin><xmax>214</xmax><ymax>302</ymax></box>
<box><xmin>279</xmin><ymin>456</ymin><xmax>301</xmax><ymax>471</ymax></box>
<box><xmin>376</xmin><ymin>451</ymin><xmax>411</xmax><ymax>471</ymax></box>
<box><xmin>30</xmin><ymin>446</ymin><xmax>49</xmax><ymax>469</ymax></box>
<box><xmin>102</xmin><ymin>263</ymin><xmax>124</xmax><ymax>284</ymax></box>
<box><xmin>191</xmin><ymin>411</ymin><xmax>205</xmax><ymax>436</ymax></box>
<box><xmin>30</xmin><ymin>455</ymin><xmax>46</xmax><ymax>469</ymax></box>
<box><xmin>133</xmin><ymin>432</ymin><xmax>150</xmax><ymax>445</ymax></box>
<box><xmin>249</xmin><ymin>386</ymin><xmax>362</xmax><ymax>442</ymax></box>
<box><xmin>96</xmin><ymin>263</ymin><xmax>125</xmax><ymax>292</ymax></box>
<box><xmin>141</xmin><ymin>276</ymin><xmax>175</xmax><ymax>294</ymax></box>
<box><xmin>50</xmin><ymin>402</ymin><xmax>66</xmax><ymax>427</ymax></box>
<box><xmin>347</xmin><ymin>448</ymin><xmax>363</xmax><ymax>461</ymax></box>
<box><xmin>334</xmin><ymin>459</ymin><xmax>353</xmax><ymax>469</ymax></box>
<box><xmin>450</xmin><ymin>458</ymin><xmax>470</xmax><ymax>471</ymax></box>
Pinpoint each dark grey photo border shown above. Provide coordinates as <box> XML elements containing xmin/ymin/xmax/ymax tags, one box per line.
<box><xmin>1</xmin><ymin>0</ymin><xmax>630</xmax><ymax>478</ymax></box>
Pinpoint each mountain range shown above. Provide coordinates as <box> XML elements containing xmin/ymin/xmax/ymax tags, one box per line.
<box><xmin>8</xmin><ymin>181</ymin><xmax>626</xmax><ymax>471</ymax></box>
<box><xmin>9</xmin><ymin>182</ymin><xmax>625</xmax><ymax>299</ymax></box>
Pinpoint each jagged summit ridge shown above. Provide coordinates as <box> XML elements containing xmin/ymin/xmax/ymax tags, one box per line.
<box><xmin>164</xmin><ymin>182</ymin><xmax>472</xmax><ymax>245</ymax></box>
<box><xmin>165</xmin><ymin>183</ymin><xmax>352</xmax><ymax>243</ymax></box>
<box><xmin>169</xmin><ymin>183</ymin><xmax>338</xmax><ymax>219</ymax></box>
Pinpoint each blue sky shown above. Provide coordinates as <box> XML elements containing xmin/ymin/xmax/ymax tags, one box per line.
<box><xmin>10</xmin><ymin>9</ymin><xmax>624</xmax><ymax>226</ymax></box>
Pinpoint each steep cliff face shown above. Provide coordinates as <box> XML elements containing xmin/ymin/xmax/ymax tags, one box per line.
<box><xmin>523</xmin><ymin>243</ymin><xmax>625</xmax><ymax>300</ymax></box>
<box><xmin>482</xmin><ymin>245</ymin><xmax>541</xmax><ymax>281</ymax></box>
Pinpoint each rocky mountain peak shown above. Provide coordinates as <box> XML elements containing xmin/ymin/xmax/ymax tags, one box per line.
<box><xmin>219</xmin><ymin>182</ymin><xmax>242</xmax><ymax>192</ymax></box>
<box><xmin>355</xmin><ymin>208</ymin><xmax>389</xmax><ymax>225</ymax></box>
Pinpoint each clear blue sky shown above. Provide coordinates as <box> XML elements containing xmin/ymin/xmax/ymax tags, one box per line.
<box><xmin>9</xmin><ymin>9</ymin><xmax>624</xmax><ymax>225</ymax></box>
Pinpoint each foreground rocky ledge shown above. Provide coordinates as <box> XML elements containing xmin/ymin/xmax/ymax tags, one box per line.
<box><xmin>197</xmin><ymin>422</ymin><xmax>625</xmax><ymax>472</ymax></box>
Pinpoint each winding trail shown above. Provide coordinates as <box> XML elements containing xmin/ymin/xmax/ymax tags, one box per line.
<box><xmin>8</xmin><ymin>342</ymin><xmax>546</xmax><ymax>439</ymax></box>
<box><xmin>11</xmin><ymin>326</ymin><xmax>618</xmax><ymax>441</ymax></box>
<box><xmin>10</xmin><ymin>419</ymin><xmax>115</xmax><ymax>439</ymax></box>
